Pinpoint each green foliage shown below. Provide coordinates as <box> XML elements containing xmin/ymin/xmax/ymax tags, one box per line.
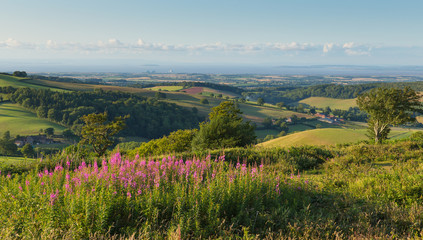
<box><xmin>8</xmin><ymin>87</ymin><xmax>200</xmax><ymax>139</ymax></box>
<box><xmin>21</xmin><ymin>143</ymin><xmax>35</xmax><ymax>158</ymax></box>
<box><xmin>12</xmin><ymin>71</ymin><xmax>27</xmax><ymax>78</ymax></box>
<box><xmin>4</xmin><ymin>137</ymin><xmax>423</xmax><ymax>238</ymax></box>
<box><xmin>262</xmin><ymin>117</ymin><xmax>272</xmax><ymax>128</ymax></box>
<box><xmin>154</xmin><ymin>91</ymin><xmax>166</xmax><ymax>99</ymax></box>
<box><xmin>357</xmin><ymin>87</ymin><xmax>422</xmax><ymax>143</ymax></box>
<box><xmin>0</xmin><ymin>131</ymin><xmax>18</xmax><ymax>156</ymax></box>
<box><xmin>257</xmin><ymin>97</ymin><xmax>264</xmax><ymax>106</ymax></box>
<box><xmin>62</xmin><ymin>129</ymin><xmax>77</xmax><ymax>140</ymax></box>
<box><xmin>192</xmin><ymin>101</ymin><xmax>256</xmax><ymax>151</ymax></box>
<box><xmin>3</xmin><ymin>131</ymin><xmax>10</xmax><ymax>141</ymax></box>
<box><xmin>36</xmin><ymin>106</ymin><xmax>48</xmax><ymax>118</ymax></box>
<box><xmin>44</xmin><ymin>127</ymin><xmax>54</xmax><ymax>137</ymax></box>
<box><xmin>133</xmin><ymin>129</ymin><xmax>198</xmax><ymax>156</ymax></box>
<box><xmin>200</xmin><ymin>98</ymin><xmax>209</xmax><ymax>104</ymax></box>
<box><xmin>79</xmin><ymin>113</ymin><xmax>127</xmax><ymax>156</ymax></box>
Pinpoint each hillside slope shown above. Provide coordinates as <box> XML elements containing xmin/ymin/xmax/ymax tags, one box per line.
<box><xmin>258</xmin><ymin>128</ymin><xmax>417</xmax><ymax>148</ymax></box>
<box><xmin>299</xmin><ymin>97</ymin><xmax>357</xmax><ymax>110</ymax></box>
<box><xmin>0</xmin><ymin>102</ymin><xmax>65</xmax><ymax>136</ymax></box>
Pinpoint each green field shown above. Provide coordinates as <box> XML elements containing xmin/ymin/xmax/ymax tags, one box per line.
<box><xmin>0</xmin><ymin>74</ymin><xmax>59</xmax><ymax>90</ymax></box>
<box><xmin>255</xmin><ymin>129</ymin><xmax>281</xmax><ymax>138</ymax></box>
<box><xmin>146</xmin><ymin>86</ymin><xmax>184</xmax><ymax>91</ymax></box>
<box><xmin>299</xmin><ymin>97</ymin><xmax>357</xmax><ymax>110</ymax></box>
<box><xmin>258</xmin><ymin>128</ymin><xmax>418</xmax><ymax>148</ymax></box>
<box><xmin>239</xmin><ymin>103</ymin><xmax>311</xmax><ymax>123</ymax></box>
<box><xmin>0</xmin><ymin>156</ymin><xmax>35</xmax><ymax>165</ymax></box>
<box><xmin>201</xmin><ymin>87</ymin><xmax>242</xmax><ymax>98</ymax></box>
<box><xmin>0</xmin><ymin>103</ymin><xmax>66</xmax><ymax>136</ymax></box>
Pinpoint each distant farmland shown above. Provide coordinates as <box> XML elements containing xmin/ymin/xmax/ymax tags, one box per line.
<box><xmin>299</xmin><ymin>97</ymin><xmax>357</xmax><ymax>110</ymax></box>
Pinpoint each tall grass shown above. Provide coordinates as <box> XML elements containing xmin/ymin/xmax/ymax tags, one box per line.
<box><xmin>0</xmin><ymin>153</ymin><xmax>312</xmax><ymax>239</ymax></box>
<box><xmin>2</xmin><ymin>140</ymin><xmax>423</xmax><ymax>238</ymax></box>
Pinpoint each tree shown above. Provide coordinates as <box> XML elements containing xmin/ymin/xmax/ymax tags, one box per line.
<box><xmin>63</xmin><ymin>129</ymin><xmax>77</xmax><ymax>140</ymax></box>
<box><xmin>135</xmin><ymin>129</ymin><xmax>198</xmax><ymax>156</ymax></box>
<box><xmin>48</xmin><ymin>108</ymin><xmax>62</xmax><ymax>122</ymax></box>
<box><xmin>200</xmin><ymin>98</ymin><xmax>209</xmax><ymax>105</ymax></box>
<box><xmin>262</xmin><ymin>117</ymin><xmax>273</xmax><ymax>129</ymax></box>
<box><xmin>357</xmin><ymin>87</ymin><xmax>422</xmax><ymax>143</ymax></box>
<box><xmin>0</xmin><ymin>131</ymin><xmax>17</xmax><ymax>156</ymax></box>
<box><xmin>191</xmin><ymin>101</ymin><xmax>256</xmax><ymax>151</ymax></box>
<box><xmin>13</xmin><ymin>71</ymin><xmax>27</xmax><ymax>77</ymax></box>
<box><xmin>323</xmin><ymin>106</ymin><xmax>332</xmax><ymax>115</ymax></box>
<box><xmin>276</xmin><ymin>102</ymin><xmax>285</xmax><ymax>109</ymax></box>
<box><xmin>3</xmin><ymin>131</ymin><xmax>10</xmax><ymax>141</ymax></box>
<box><xmin>155</xmin><ymin>91</ymin><xmax>166</xmax><ymax>99</ymax></box>
<box><xmin>44</xmin><ymin>128</ymin><xmax>55</xmax><ymax>137</ymax></box>
<box><xmin>21</xmin><ymin>143</ymin><xmax>35</xmax><ymax>158</ymax></box>
<box><xmin>79</xmin><ymin>112</ymin><xmax>128</xmax><ymax>156</ymax></box>
<box><xmin>297</xmin><ymin>104</ymin><xmax>304</xmax><ymax>113</ymax></box>
<box><xmin>257</xmin><ymin>97</ymin><xmax>264</xmax><ymax>106</ymax></box>
<box><xmin>36</xmin><ymin>106</ymin><xmax>48</xmax><ymax>118</ymax></box>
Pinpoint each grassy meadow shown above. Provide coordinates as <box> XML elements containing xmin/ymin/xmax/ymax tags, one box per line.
<box><xmin>0</xmin><ymin>74</ymin><xmax>63</xmax><ymax>91</ymax></box>
<box><xmin>258</xmin><ymin>127</ymin><xmax>418</xmax><ymax>148</ymax></box>
<box><xmin>2</xmin><ymin>137</ymin><xmax>423</xmax><ymax>238</ymax></box>
<box><xmin>0</xmin><ymin>102</ymin><xmax>66</xmax><ymax>136</ymax></box>
<box><xmin>146</xmin><ymin>86</ymin><xmax>185</xmax><ymax>91</ymax></box>
<box><xmin>0</xmin><ymin>156</ymin><xmax>35</xmax><ymax>165</ymax></box>
<box><xmin>299</xmin><ymin>96</ymin><xmax>357</xmax><ymax>110</ymax></box>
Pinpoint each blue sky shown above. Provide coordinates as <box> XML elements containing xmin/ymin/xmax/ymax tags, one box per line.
<box><xmin>1</xmin><ymin>0</ymin><xmax>423</xmax><ymax>71</ymax></box>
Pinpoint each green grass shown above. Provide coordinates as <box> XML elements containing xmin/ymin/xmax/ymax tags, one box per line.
<box><xmin>0</xmin><ymin>74</ymin><xmax>62</xmax><ymax>90</ymax></box>
<box><xmin>0</xmin><ymin>102</ymin><xmax>66</xmax><ymax>136</ymax></box>
<box><xmin>201</xmin><ymin>87</ymin><xmax>242</xmax><ymax>98</ymax></box>
<box><xmin>255</xmin><ymin>129</ymin><xmax>281</xmax><ymax>138</ymax></box>
<box><xmin>0</xmin><ymin>156</ymin><xmax>35</xmax><ymax>165</ymax></box>
<box><xmin>258</xmin><ymin>127</ymin><xmax>418</xmax><ymax>148</ymax></box>
<box><xmin>239</xmin><ymin>103</ymin><xmax>311</xmax><ymax>123</ymax></box>
<box><xmin>299</xmin><ymin>97</ymin><xmax>357</xmax><ymax>110</ymax></box>
<box><xmin>146</xmin><ymin>86</ymin><xmax>184</xmax><ymax>91</ymax></box>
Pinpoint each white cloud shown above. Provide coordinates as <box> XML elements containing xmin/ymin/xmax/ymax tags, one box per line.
<box><xmin>0</xmin><ymin>38</ymin><xmax>379</xmax><ymax>58</ymax></box>
<box><xmin>342</xmin><ymin>42</ymin><xmax>372</xmax><ymax>56</ymax></box>
<box><xmin>271</xmin><ymin>42</ymin><xmax>315</xmax><ymax>51</ymax></box>
<box><xmin>342</xmin><ymin>42</ymin><xmax>355</xmax><ymax>49</ymax></box>
<box><xmin>323</xmin><ymin>43</ymin><xmax>334</xmax><ymax>53</ymax></box>
<box><xmin>0</xmin><ymin>38</ymin><xmax>35</xmax><ymax>49</ymax></box>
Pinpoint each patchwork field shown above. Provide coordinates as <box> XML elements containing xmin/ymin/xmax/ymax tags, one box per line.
<box><xmin>299</xmin><ymin>97</ymin><xmax>357</xmax><ymax>110</ymax></box>
<box><xmin>258</xmin><ymin>128</ymin><xmax>418</xmax><ymax>148</ymax></box>
<box><xmin>0</xmin><ymin>103</ymin><xmax>66</xmax><ymax>136</ymax></box>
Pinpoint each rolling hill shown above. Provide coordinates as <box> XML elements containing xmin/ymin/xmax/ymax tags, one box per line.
<box><xmin>257</xmin><ymin>128</ymin><xmax>418</xmax><ymax>148</ymax></box>
<box><xmin>0</xmin><ymin>102</ymin><xmax>65</xmax><ymax>137</ymax></box>
<box><xmin>0</xmin><ymin>74</ymin><xmax>64</xmax><ymax>91</ymax></box>
<box><xmin>299</xmin><ymin>97</ymin><xmax>357</xmax><ymax>110</ymax></box>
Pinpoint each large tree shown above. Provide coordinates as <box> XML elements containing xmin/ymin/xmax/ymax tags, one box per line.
<box><xmin>191</xmin><ymin>101</ymin><xmax>256</xmax><ymax>151</ymax></box>
<box><xmin>357</xmin><ymin>87</ymin><xmax>422</xmax><ymax>143</ymax></box>
<box><xmin>79</xmin><ymin>112</ymin><xmax>127</xmax><ymax>156</ymax></box>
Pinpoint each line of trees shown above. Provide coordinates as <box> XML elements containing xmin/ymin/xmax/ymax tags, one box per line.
<box><xmin>132</xmin><ymin>101</ymin><xmax>256</xmax><ymax>156</ymax></box>
<box><xmin>7</xmin><ymin>87</ymin><xmax>201</xmax><ymax>139</ymax></box>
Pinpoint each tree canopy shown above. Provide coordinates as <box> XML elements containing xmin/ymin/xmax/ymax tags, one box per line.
<box><xmin>191</xmin><ymin>101</ymin><xmax>256</xmax><ymax>151</ymax></box>
<box><xmin>357</xmin><ymin>87</ymin><xmax>422</xmax><ymax>143</ymax></box>
<box><xmin>79</xmin><ymin>113</ymin><xmax>127</xmax><ymax>156</ymax></box>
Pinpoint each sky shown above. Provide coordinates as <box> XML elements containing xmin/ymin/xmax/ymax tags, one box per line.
<box><xmin>1</xmin><ymin>0</ymin><xmax>423</xmax><ymax>73</ymax></box>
